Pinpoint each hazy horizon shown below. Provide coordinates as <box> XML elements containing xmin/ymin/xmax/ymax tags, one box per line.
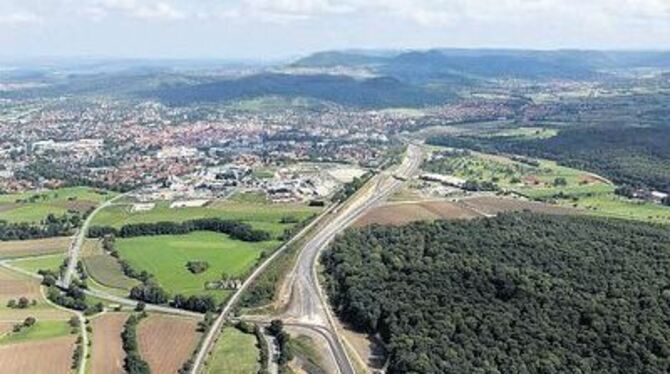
<box><xmin>2</xmin><ymin>0</ymin><xmax>670</xmax><ymax>60</ymax></box>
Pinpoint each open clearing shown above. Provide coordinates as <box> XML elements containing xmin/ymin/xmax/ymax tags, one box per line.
<box><xmin>0</xmin><ymin>186</ymin><xmax>114</xmax><ymax>224</ymax></box>
<box><xmin>0</xmin><ymin>335</ymin><xmax>76</xmax><ymax>374</ymax></box>
<box><xmin>356</xmin><ymin>197</ymin><xmax>578</xmax><ymax>227</ymax></box>
<box><xmin>91</xmin><ymin>313</ymin><xmax>128</xmax><ymax>374</ymax></box>
<box><xmin>355</xmin><ymin>200</ymin><xmax>481</xmax><ymax>227</ymax></box>
<box><xmin>92</xmin><ymin>200</ymin><xmax>320</xmax><ymax>238</ymax></box>
<box><xmin>461</xmin><ymin>196</ymin><xmax>578</xmax><ymax>216</ymax></box>
<box><xmin>206</xmin><ymin>327</ymin><xmax>259</xmax><ymax>374</ymax></box>
<box><xmin>116</xmin><ymin>231</ymin><xmax>275</xmax><ymax>301</ymax></box>
<box><xmin>138</xmin><ymin>314</ymin><xmax>201</xmax><ymax>374</ymax></box>
<box><xmin>0</xmin><ymin>237</ymin><xmax>70</xmax><ymax>259</ymax></box>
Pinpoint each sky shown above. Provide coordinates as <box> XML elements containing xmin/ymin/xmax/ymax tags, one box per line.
<box><xmin>2</xmin><ymin>0</ymin><xmax>669</xmax><ymax>60</ymax></box>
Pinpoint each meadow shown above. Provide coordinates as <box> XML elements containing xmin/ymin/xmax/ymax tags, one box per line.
<box><xmin>422</xmin><ymin>148</ymin><xmax>670</xmax><ymax>224</ymax></box>
<box><xmin>92</xmin><ymin>199</ymin><xmax>319</xmax><ymax>238</ymax></box>
<box><xmin>0</xmin><ymin>320</ymin><xmax>71</xmax><ymax>345</ymax></box>
<box><xmin>0</xmin><ymin>186</ymin><xmax>114</xmax><ymax>224</ymax></box>
<box><xmin>206</xmin><ymin>327</ymin><xmax>259</xmax><ymax>374</ymax></box>
<box><xmin>116</xmin><ymin>231</ymin><xmax>277</xmax><ymax>301</ymax></box>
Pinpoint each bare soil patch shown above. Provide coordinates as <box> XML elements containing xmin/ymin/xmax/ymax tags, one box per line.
<box><xmin>0</xmin><ymin>237</ymin><xmax>70</xmax><ymax>259</ymax></box>
<box><xmin>138</xmin><ymin>314</ymin><xmax>200</xmax><ymax>374</ymax></box>
<box><xmin>461</xmin><ymin>196</ymin><xmax>578</xmax><ymax>216</ymax></box>
<box><xmin>0</xmin><ymin>268</ymin><xmax>71</xmax><ymax>321</ymax></box>
<box><xmin>355</xmin><ymin>200</ymin><xmax>480</xmax><ymax>227</ymax></box>
<box><xmin>91</xmin><ymin>313</ymin><xmax>128</xmax><ymax>374</ymax></box>
<box><xmin>0</xmin><ymin>335</ymin><xmax>76</xmax><ymax>374</ymax></box>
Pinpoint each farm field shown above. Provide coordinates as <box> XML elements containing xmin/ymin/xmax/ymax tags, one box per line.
<box><xmin>0</xmin><ymin>335</ymin><xmax>76</xmax><ymax>374</ymax></box>
<box><xmin>116</xmin><ymin>231</ymin><xmax>275</xmax><ymax>300</ymax></box>
<box><xmin>0</xmin><ymin>237</ymin><xmax>70</xmax><ymax>259</ymax></box>
<box><xmin>90</xmin><ymin>313</ymin><xmax>128</xmax><ymax>374</ymax></box>
<box><xmin>461</xmin><ymin>196</ymin><xmax>580</xmax><ymax>216</ymax></box>
<box><xmin>558</xmin><ymin>193</ymin><xmax>670</xmax><ymax>224</ymax></box>
<box><xmin>206</xmin><ymin>327</ymin><xmax>259</xmax><ymax>374</ymax></box>
<box><xmin>8</xmin><ymin>254</ymin><xmax>65</xmax><ymax>275</ymax></box>
<box><xmin>356</xmin><ymin>197</ymin><xmax>577</xmax><ymax>227</ymax></box>
<box><xmin>0</xmin><ymin>267</ymin><xmax>71</xmax><ymax>321</ymax></box>
<box><xmin>354</xmin><ymin>200</ymin><xmax>481</xmax><ymax>227</ymax></box>
<box><xmin>0</xmin><ymin>186</ymin><xmax>114</xmax><ymax>224</ymax></box>
<box><xmin>138</xmin><ymin>314</ymin><xmax>201</xmax><ymax>374</ymax></box>
<box><xmin>0</xmin><ymin>320</ymin><xmax>71</xmax><ymax>345</ymax></box>
<box><xmin>81</xmin><ymin>239</ymin><xmax>140</xmax><ymax>291</ymax></box>
<box><xmin>92</xmin><ymin>199</ymin><xmax>320</xmax><ymax>238</ymax></box>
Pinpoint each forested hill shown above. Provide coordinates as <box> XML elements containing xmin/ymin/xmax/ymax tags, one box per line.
<box><xmin>322</xmin><ymin>213</ymin><xmax>670</xmax><ymax>373</ymax></box>
<box><xmin>143</xmin><ymin>73</ymin><xmax>453</xmax><ymax>108</ymax></box>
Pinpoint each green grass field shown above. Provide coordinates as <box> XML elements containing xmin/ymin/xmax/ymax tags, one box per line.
<box><xmin>559</xmin><ymin>194</ymin><xmax>670</xmax><ymax>224</ymax></box>
<box><xmin>0</xmin><ymin>186</ymin><xmax>115</xmax><ymax>224</ymax></box>
<box><xmin>0</xmin><ymin>320</ymin><xmax>72</xmax><ymax>345</ymax></box>
<box><xmin>8</xmin><ymin>254</ymin><xmax>65</xmax><ymax>274</ymax></box>
<box><xmin>116</xmin><ymin>231</ymin><xmax>278</xmax><ymax>301</ymax></box>
<box><xmin>92</xmin><ymin>200</ymin><xmax>319</xmax><ymax>238</ymax></box>
<box><xmin>206</xmin><ymin>327</ymin><xmax>259</xmax><ymax>374</ymax></box>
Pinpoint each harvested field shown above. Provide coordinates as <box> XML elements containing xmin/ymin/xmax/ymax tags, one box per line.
<box><xmin>91</xmin><ymin>313</ymin><xmax>128</xmax><ymax>374</ymax></box>
<box><xmin>0</xmin><ymin>237</ymin><xmax>70</xmax><ymax>259</ymax></box>
<box><xmin>0</xmin><ymin>335</ymin><xmax>76</xmax><ymax>374</ymax></box>
<box><xmin>355</xmin><ymin>200</ymin><xmax>481</xmax><ymax>227</ymax></box>
<box><xmin>83</xmin><ymin>254</ymin><xmax>139</xmax><ymax>290</ymax></box>
<box><xmin>461</xmin><ymin>196</ymin><xmax>579</xmax><ymax>216</ymax></box>
<box><xmin>138</xmin><ymin>314</ymin><xmax>201</xmax><ymax>374</ymax></box>
<box><xmin>0</xmin><ymin>267</ymin><xmax>71</xmax><ymax>321</ymax></box>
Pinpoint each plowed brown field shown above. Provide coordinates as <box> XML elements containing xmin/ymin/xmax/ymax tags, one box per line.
<box><xmin>355</xmin><ymin>200</ymin><xmax>481</xmax><ymax>227</ymax></box>
<box><xmin>0</xmin><ymin>335</ymin><xmax>76</xmax><ymax>374</ymax></box>
<box><xmin>0</xmin><ymin>237</ymin><xmax>70</xmax><ymax>259</ymax></box>
<box><xmin>138</xmin><ymin>314</ymin><xmax>201</xmax><ymax>374</ymax></box>
<box><xmin>91</xmin><ymin>313</ymin><xmax>128</xmax><ymax>374</ymax></box>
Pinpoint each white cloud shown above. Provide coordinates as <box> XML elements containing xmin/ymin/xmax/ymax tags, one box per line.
<box><xmin>94</xmin><ymin>0</ymin><xmax>186</xmax><ymax>20</ymax></box>
<box><xmin>0</xmin><ymin>12</ymin><xmax>42</xmax><ymax>25</ymax></box>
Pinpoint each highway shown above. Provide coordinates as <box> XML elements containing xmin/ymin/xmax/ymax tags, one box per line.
<box><xmin>189</xmin><ymin>144</ymin><xmax>422</xmax><ymax>374</ymax></box>
<box><xmin>278</xmin><ymin>144</ymin><xmax>423</xmax><ymax>374</ymax></box>
<box><xmin>189</xmin><ymin>203</ymin><xmax>338</xmax><ymax>373</ymax></box>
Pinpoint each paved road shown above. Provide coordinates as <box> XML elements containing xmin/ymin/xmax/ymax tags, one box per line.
<box><xmin>189</xmin><ymin>204</ymin><xmax>338</xmax><ymax>374</ymax></box>
<box><xmin>279</xmin><ymin>144</ymin><xmax>423</xmax><ymax>374</ymax></box>
<box><xmin>189</xmin><ymin>144</ymin><xmax>422</xmax><ymax>374</ymax></box>
<box><xmin>60</xmin><ymin>192</ymin><xmax>129</xmax><ymax>288</ymax></box>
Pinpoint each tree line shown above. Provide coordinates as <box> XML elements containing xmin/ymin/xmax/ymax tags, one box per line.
<box><xmin>427</xmin><ymin>124</ymin><xmax>670</xmax><ymax>193</ymax></box>
<box><xmin>89</xmin><ymin>218</ymin><xmax>271</xmax><ymax>242</ymax></box>
<box><xmin>0</xmin><ymin>212</ymin><xmax>82</xmax><ymax>241</ymax></box>
<box><xmin>322</xmin><ymin>212</ymin><xmax>670</xmax><ymax>373</ymax></box>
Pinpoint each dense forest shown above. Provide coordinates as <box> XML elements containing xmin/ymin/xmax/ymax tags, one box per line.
<box><xmin>427</xmin><ymin>125</ymin><xmax>670</xmax><ymax>193</ymax></box>
<box><xmin>89</xmin><ymin>218</ymin><xmax>271</xmax><ymax>242</ymax></box>
<box><xmin>322</xmin><ymin>213</ymin><xmax>670</xmax><ymax>373</ymax></box>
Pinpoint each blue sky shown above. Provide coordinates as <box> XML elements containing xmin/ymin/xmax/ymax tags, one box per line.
<box><xmin>2</xmin><ymin>0</ymin><xmax>669</xmax><ymax>59</ymax></box>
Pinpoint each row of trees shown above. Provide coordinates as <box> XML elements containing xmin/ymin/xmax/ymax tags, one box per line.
<box><xmin>0</xmin><ymin>214</ymin><xmax>78</xmax><ymax>241</ymax></box>
<box><xmin>122</xmin><ymin>313</ymin><xmax>151</xmax><ymax>374</ymax></box>
<box><xmin>322</xmin><ymin>212</ymin><xmax>670</xmax><ymax>373</ymax></box>
<box><xmin>89</xmin><ymin>218</ymin><xmax>271</xmax><ymax>242</ymax></box>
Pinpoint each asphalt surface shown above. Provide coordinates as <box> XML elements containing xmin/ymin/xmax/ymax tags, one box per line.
<box><xmin>279</xmin><ymin>144</ymin><xmax>423</xmax><ymax>374</ymax></box>
<box><xmin>191</xmin><ymin>144</ymin><xmax>422</xmax><ymax>374</ymax></box>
